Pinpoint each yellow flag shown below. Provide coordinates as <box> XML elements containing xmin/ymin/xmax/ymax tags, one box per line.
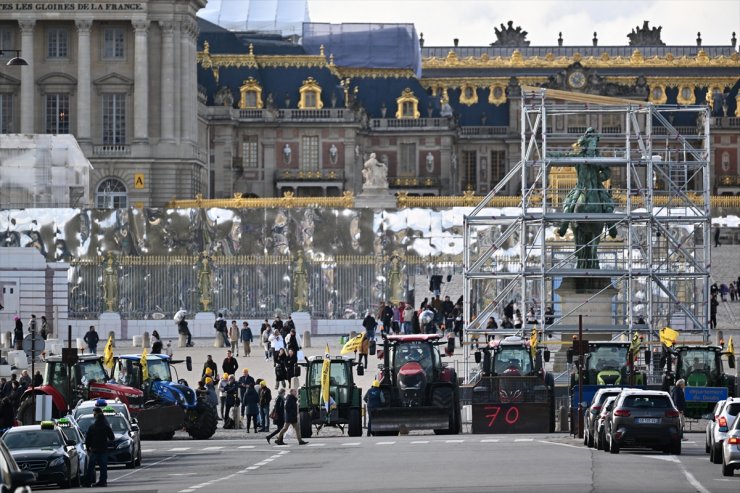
<box><xmin>340</xmin><ymin>332</ymin><xmax>366</xmax><ymax>355</ymax></box>
<box><xmin>529</xmin><ymin>327</ymin><xmax>539</xmax><ymax>359</ymax></box>
<box><xmin>659</xmin><ymin>327</ymin><xmax>679</xmax><ymax>348</ymax></box>
<box><xmin>140</xmin><ymin>348</ymin><xmax>149</xmax><ymax>381</ymax></box>
<box><xmin>103</xmin><ymin>335</ymin><xmax>114</xmax><ymax>369</ymax></box>
<box><xmin>629</xmin><ymin>332</ymin><xmax>641</xmax><ymax>357</ymax></box>
<box><xmin>728</xmin><ymin>336</ymin><xmax>735</xmax><ymax>357</ymax></box>
<box><xmin>320</xmin><ymin>344</ymin><xmax>331</xmax><ymax>411</ymax></box>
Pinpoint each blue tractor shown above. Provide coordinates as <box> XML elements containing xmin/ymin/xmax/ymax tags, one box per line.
<box><xmin>112</xmin><ymin>354</ymin><xmax>217</xmax><ymax>440</ymax></box>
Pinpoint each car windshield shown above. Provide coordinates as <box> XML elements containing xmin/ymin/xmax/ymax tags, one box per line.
<box><xmin>587</xmin><ymin>346</ymin><xmax>627</xmax><ymax>371</ymax></box>
<box><xmin>308</xmin><ymin>361</ymin><xmax>349</xmax><ymax>387</ymax></box>
<box><xmin>594</xmin><ymin>391</ymin><xmax>621</xmax><ymax>407</ymax></box>
<box><xmin>77</xmin><ymin>415</ymin><xmax>129</xmax><ymax>435</ymax></box>
<box><xmin>622</xmin><ymin>395</ymin><xmax>673</xmax><ymax>409</ymax></box>
<box><xmin>725</xmin><ymin>403</ymin><xmax>740</xmax><ymax>417</ymax></box>
<box><xmin>75</xmin><ymin>404</ymin><xmax>127</xmax><ymax>419</ymax></box>
<box><xmin>493</xmin><ymin>348</ymin><xmax>532</xmax><ymax>375</ymax></box>
<box><xmin>3</xmin><ymin>430</ymin><xmax>62</xmax><ymax>450</ymax></box>
<box><xmin>59</xmin><ymin>427</ymin><xmax>80</xmax><ymax>444</ymax></box>
<box><xmin>394</xmin><ymin>342</ymin><xmax>437</xmax><ymax>372</ymax></box>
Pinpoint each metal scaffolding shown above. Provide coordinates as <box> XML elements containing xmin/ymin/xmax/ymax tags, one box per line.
<box><xmin>463</xmin><ymin>87</ymin><xmax>712</xmax><ymax>373</ymax></box>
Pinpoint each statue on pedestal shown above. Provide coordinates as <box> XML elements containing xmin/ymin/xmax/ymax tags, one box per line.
<box><xmin>293</xmin><ymin>251</ymin><xmax>308</xmax><ymax>311</ymax></box>
<box><xmin>197</xmin><ymin>254</ymin><xmax>213</xmax><ymax>311</ymax></box>
<box><xmin>555</xmin><ymin>128</ymin><xmax>617</xmax><ymax>274</ymax></box>
<box><xmin>388</xmin><ymin>255</ymin><xmax>404</xmax><ymax>304</ymax></box>
<box><xmin>361</xmin><ymin>152</ymin><xmax>389</xmax><ymax>190</ymax></box>
<box><xmin>102</xmin><ymin>252</ymin><xmax>118</xmax><ymax>312</ymax></box>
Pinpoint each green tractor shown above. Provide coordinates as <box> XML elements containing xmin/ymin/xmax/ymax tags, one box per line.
<box><xmin>660</xmin><ymin>344</ymin><xmax>736</xmax><ymax>419</ymax></box>
<box><xmin>568</xmin><ymin>341</ymin><xmax>646</xmax><ymax>388</ymax></box>
<box><xmin>298</xmin><ymin>356</ymin><xmax>364</xmax><ymax>438</ymax></box>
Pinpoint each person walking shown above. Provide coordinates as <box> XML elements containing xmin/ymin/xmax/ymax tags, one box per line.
<box><xmin>671</xmin><ymin>379</ymin><xmax>687</xmax><ymax>439</ymax></box>
<box><xmin>269</xmin><ymin>330</ymin><xmax>285</xmax><ymax>365</ymax></box>
<box><xmin>151</xmin><ymin>330</ymin><xmax>163</xmax><ymax>354</ymax></box>
<box><xmin>202</xmin><ymin>355</ymin><xmax>218</xmax><ymax>381</ymax></box>
<box><xmin>218</xmin><ymin>373</ymin><xmax>229</xmax><ymax>420</ymax></box>
<box><xmin>265</xmin><ymin>388</ymin><xmax>285</xmax><ymax>443</ymax></box>
<box><xmin>228</xmin><ymin>321</ymin><xmax>240</xmax><ymax>356</ymax></box>
<box><xmin>273</xmin><ymin>388</ymin><xmax>307</xmax><ymax>445</ymax></box>
<box><xmin>40</xmin><ymin>315</ymin><xmax>49</xmax><ymax>340</ymax></box>
<box><xmin>260</xmin><ymin>320</ymin><xmax>271</xmax><ymax>360</ymax></box>
<box><xmin>363</xmin><ymin>380</ymin><xmax>385</xmax><ymax>436</ymax></box>
<box><xmin>240</xmin><ymin>321</ymin><xmax>253</xmax><ymax>357</ymax></box>
<box><xmin>222</xmin><ymin>350</ymin><xmax>239</xmax><ymax>376</ymax></box>
<box><xmin>84</xmin><ymin>407</ymin><xmax>114</xmax><ymax>487</ymax></box>
<box><xmin>710</xmin><ymin>293</ymin><xmax>719</xmax><ymax>329</ymax></box>
<box><xmin>223</xmin><ymin>375</ymin><xmax>239</xmax><ymax>428</ymax></box>
<box><xmin>13</xmin><ymin>317</ymin><xmax>23</xmax><ymax>350</ymax></box>
<box><xmin>274</xmin><ymin>348</ymin><xmax>288</xmax><ymax>389</ymax></box>
<box><xmin>243</xmin><ymin>383</ymin><xmax>260</xmax><ymax>432</ymax></box>
<box><xmin>258</xmin><ymin>381</ymin><xmax>272</xmax><ymax>432</ymax></box>
<box><xmin>358</xmin><ymin>334</ymin><xmax>369</xmax><ymax>370</ymax></box>
<box><xmin>84</xmin><ymin>326</ymin><xmax>100</xmax><ymax>354</ymax></box>
<box><xmin>402</xmin><ymin>303</ymin><xmax>414</xmax><ymax>335</ymax></box>
<box><xmin>362</xmin><ymin>311</ymin><xmax>378</xmax><ymax>340</ymax></box>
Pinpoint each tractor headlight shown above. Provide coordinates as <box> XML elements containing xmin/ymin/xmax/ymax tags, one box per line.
<box><xmin>49</xmin><ymin>457</ymin><xmax>65</xmax><ymax>467</ymax></box>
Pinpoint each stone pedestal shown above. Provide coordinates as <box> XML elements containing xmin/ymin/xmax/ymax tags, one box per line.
<box><xmin>193</xmin><ymin>312</ymin><xmax>216</xmax><ymax>339</ymax></box>
<box><xmin>98</xmin><ymin>312</ymin><xmax>121</xmax><ymax>338</ymax></box>
<box><xmin>356</xmin><ymin>189</ymin><xmax>396</xmax><ymax>209</ymax></box>
<box><xmin>291</xmin><ymin>312</ymin><xmax>312</xmax><ymax>336</ymax></box>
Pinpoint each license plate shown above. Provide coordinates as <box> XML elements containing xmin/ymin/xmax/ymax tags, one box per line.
<box><xmin>636</xmin><ymin>418</ymin><xmax>660</xmax><ymax>424</ymax></box>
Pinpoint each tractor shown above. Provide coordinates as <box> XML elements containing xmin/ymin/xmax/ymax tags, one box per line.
<box><xmin>472</xmin><ymin>335</ymin><xmax>556</xmax><ymax>433</ymax></box>
<box><xmin>298</xmin><ymin>355</ymin><xmax>363</xmax><ymax>438</ymax></box>
<box><xmin>16</xmin><ymin>354</ymin><xmax>144</xmax><ymax>424</ymax></box>
<box><xmin>371</xmin><ymin>334</ymin><xmax>460</xmax><ymax>435</ymax></box>
<box><xmin>568</xmin><ymin>341</ymin><xmax>646</xmax><ymax>387</ymax></box>
<box><xmin>112</xmin><ymin>354</ymin><xmax>218</xmax><ymax>440</ymax></box>
<box><xmin>660</xmin><ymin>344</ymin><xmax>736</xmax><ymax>419</ymax></box>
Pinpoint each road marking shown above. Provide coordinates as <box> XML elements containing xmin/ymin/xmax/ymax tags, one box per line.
<box><xmin>141</xmin><ymin>449</ymin><xmax>155</xmax><ymax>453</ymax></box>
<box><xmin>238</xmin><ymin>445</ymin><xmax>255</xmax><ymax>449</ymax></box>
<box><xmin>307</xmin><ymin>443</ymin><xmax>326</xmax><ymax>447</ymax></box>
<box><xmin>169</xmin><ymin>473</ymin><xmax>197</xmax><ymax>476</ymax></box>
<box><xmin>203</xmin><ymin>446</ymin><xmax>224</xmax><ymax>451</ymax></box>
<box><xmin>411</xmin><ymin>440</ymin><xmax>429</xmax><ymax>444</ymax></box>
<box><xmin>278</xmin><ymin>450</ymin><xmax>290</xmax><ymax>455</ymax></box>
<box><xmin>178</xmin><ymin>490</ymin><xmax>195</xmax><ymax>493</ymax></box>
<box><xmin>676</xmin><ymin>459</ymin><xmax>710</xmax><ymax>493</ymax></box>
<box><xmin>645</xmin><ymin>455</ymin><xmax>679</xmax><ymax>463</ymax></box>
<box><xmin>515</xmin><ymin>438</ymin><xmax>534</xmax><ymax>442</ymax></box>
<box><xmin>480</xmin><ymin>439</ymin><xmax>499</xmax><ymax>443</ymax></box>
<box><xmin>377</xmin><ymin>441</ymin><xmax>396</xmax><ymax>445</ymax></box>
<box><xmin>169</xmin><ymin>447</ymin><xmax>191</xmax><ymax>452</ymax></box>
<box><xmin>247</xmin><ymin>466</ymin><xmax>259</xmax><ymax>470</ymax></box>
<box><xmin>445</xmin><ymin>439</ymin><xmax>465</xmax><ymax>443</ymax></box>
<box><xmin>110</xmin><ymin>455</ymin><xmax>175</xmax><ymax>483</ymax></box>
<box><xmin>341</xmin><ymin>442</ymin><xmax>361</xmax><ymax>446</ymax></box>
<box><xmin>537</xmin><ymin>440</ymin><xmax>588</xmax><ymax>450</ymax></box>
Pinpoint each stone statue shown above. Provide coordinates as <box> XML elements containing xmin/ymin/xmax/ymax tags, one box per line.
<box><xmin>426</xmin><ymin>152</ymin><xmax>435</xmax><ymax>172</ymax></box>
<box><xmin>329</xmin><ymin>144</ymin><xmax>338</xmax><ymax>164</ymax></box>
<box><xmin>491</xmin><ymin>20</ymin><xmax>530</xmax><ymax>47</ymax></box>
<box><xmin>388</xmin><ymin>256</ymin><xmax>404</xmax><ymax>304</ymax></box>
<box><xmin>555</xmin><ymin>128</ymin><xmax>617</xmax><ymax>271</ymax></box>
<box><xmin>102</xmin><ymin>252</ymin><xmax>118</xmax><ymax>312</ymax></box>
<box><xmin>283</xmin><ymin>144</ymin><xmax>292</xmax><ymax>165</ymax></box>
<box><xmin>197</xmin><ymin>255</ymin><xmax>213</xmax><ymax>311</ymax></box>
<box><xmin>362</xmin><ymin>152</ymin><xmax>389</xmax><ymax>190</ymax></box>
<box><xmin>293</xmin><ymin>251</ymin><xmax>308</xmax><ymax>311</ymax></box>
<box><xmin>627</xmin><ymin>21</ymin><xmax>665</xmax><ymax>46</ymax></box>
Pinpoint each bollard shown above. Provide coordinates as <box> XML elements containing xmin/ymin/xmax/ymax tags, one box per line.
<box><xmin>302</xmin><ymin>330</ymin><xmax>311</xmax><ymax>349</ymax></box>
<box><xmin>132</xmin><ymin>335</ymin><xmax>143</xmax><ymax>347</ymax></box>
<box><xmin>142</xmin><ymin>331</ymin><xmax>151</xmax><ymax>350</ymax></box>
<box><xmin>76</xmin><ymin>338</ymin><xmax>86</xmax><ymax>352</ymax></box>
<box><xmin>2</xmin><ymin>332</ymin><xmax>11</xmax><ymax>349</ymax></box>
<box><xmin>108</xmin><ymin>331</ymin><xmax>116</xmax><ymax>348</ymax></box>
<box><xmin>178</xmin><ymin>334</ymin><xmax>188</xmax><ymax>348</ymax></box>
<box><xmin>213</xmin><ymin>334</ymin><xmax>224</xmax><ymax>348</ymax></box>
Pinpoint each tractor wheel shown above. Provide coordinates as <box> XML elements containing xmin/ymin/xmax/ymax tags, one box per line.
<box><xmin>185</xmin><ymin>402</ymin><xmax>218</xmax><ymax>440</ymax></box>
<box><xmin>300</xmin><ymin>411</ymin><xmax>313</xmax><ymax>438</ymax></box>
<box><xmin>348</xmin><ymin>408</ymin><xmax>362</xmax><ymax>437</ymax></box>
<box><xmin>432</xmin><ymin>387</ymin><xmax>455</xmax><ymax>435</ymax></box>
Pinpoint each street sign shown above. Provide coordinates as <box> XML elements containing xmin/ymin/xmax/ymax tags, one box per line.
<box><xmin>22</xmin><ymin>333</ymin><xmax>45</xmax><ymax>359</ymax></box>
<box><xmin>572</xmin><ymin>339</ymin><xmax>590</xmax><ymax>356</ymax></box>
<box><xmin>62</xmin><ymin>347</ymin><xmax>79</xmax><ymax>366</ymax></box>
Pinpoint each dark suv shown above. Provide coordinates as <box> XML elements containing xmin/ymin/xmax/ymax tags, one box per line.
<box><xmin>606</xmin><ymin>389</ymin><xmax>682</xmax><ymax>455</ymax></box>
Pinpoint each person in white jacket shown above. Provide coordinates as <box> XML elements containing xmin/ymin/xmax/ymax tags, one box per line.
<box><xmin>402</xmin><ymin>303</ymin><xmax>415</xmax><ymax>335</ymax></box>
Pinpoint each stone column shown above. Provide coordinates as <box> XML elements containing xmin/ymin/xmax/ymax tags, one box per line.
<box><xmin>159</xmin><ymin>21</ymin><xmax>175</xmax><ymax>142</ymax></box>
<box><xmin>18</xmin><ymin>19</ymin><xmax>35</xmax><ymax>134</ymax></box>
<box><xmin>75</xmin><ymin>19</ymin><xmax>93</xmax><ymax>142</ymax></box>
<box><xmin>180</xmin><ymin>21</ymin><xmax>192</xmax><ymax>143</ymax></box>
<box><xmin>173</xmin><ymin>22</ymin><xmax>181</xmax><ymax>142</ymax></box>
<box><xmin>132</xmin><ymin>19</ymin><xmax>149</xmax><ymax>143</ymax></box>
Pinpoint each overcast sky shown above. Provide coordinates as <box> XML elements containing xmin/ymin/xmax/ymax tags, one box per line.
<box><xmin>308</xmin><ymin>0</ymin><xmax>739</xmax><ymax>47</ymax></box>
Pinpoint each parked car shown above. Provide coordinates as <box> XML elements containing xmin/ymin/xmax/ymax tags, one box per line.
<box><xmin>55</xmin><ymin>416</ymin><xmax>89</xmax><ymax>477</ymax></box>
<box><xmin>1</xmin><ymin>422</ymin><xmax>82</xmax><ymax>488</ymax></box>
<box><xmin>707</xmin><ymin>398</ymin><xmax>740</xmax><ymax>464</ymax></box>
<box><xmin>73</xmin><ymin>398</ymin><xmax>133</xmax><ymax>424</ymax></box>
<box><xmin>721</xmin><ymin>410</ymin><xmax>740</xmax><ymax>476</ymax></box>
<box><xmin>595</xmin><ymin>396</ymin><xmax>618</xmax><ymax>452</ymax></box>
<box><xmin>76</xmin><ymin>409</ymin><xmax>141</xmax><ymax>469</ymax></box>
<box><xmin>606</xmin><ymin>389</ymin><xmax>682</xmax><ymax>455</ymax></box>
<box><xmin>0</xmin><ymin>439</ymin><xmax>35</xmax><ymax>493</ymax></box>
<box><xmin>584</xmin><ymin>388</ymin><xmax>626</xmax><ymax>448</ymax></box>
<box><xmin>705</xmin><ymin>400</ymin><xmax>726</xmax><ymax>453</ymax></box>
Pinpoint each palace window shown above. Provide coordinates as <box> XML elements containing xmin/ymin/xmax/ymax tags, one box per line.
<box><xmin>0</xmin><ymin>28</ymin><xmax>14</xmax><ymax>58</ymax></box>
<box><xmin>0</xmin><ymin>94</ymin><xmax>12</xmax><ymax>134</ymax></box>
<box><xmin>300</xmin><ymin>136</ymin><xmax>319</xmax><ymax>171</ymax></box>
<box><xmin>399</xmin><ymin>143</ymin><xmax>416</xmax><ymax>176</ymax></box>
<box><xmin>298</xmin><ymin>77</ymin><xmax>322</xmax><ymax>110</ymax></box>
<box><xmin>239</xmin><ymin>78</ymin><xmax>263</xmax><ymax>109</ymax></box>
<box><xmin>490</xmin><ymin>150</ymin><xmax>506</xmax><ymax>187</ymax></box>
<box><xmin>395</xmin><ymin>88</ymin><xmax>420</xmax><ymax>119</ymax></box>
<box><xmin>242</xmin><ymin>135</ymin><xmax>258</xmax><ymax>168</ymax></box>
<box><xmin>47</xmin><ymin>28</ymin><xmax>68</xmax><ymax>58</ymax></box>
<box><xmin>103</xmin><ymin>27</ymin><xmax>125</xmax><ymax>59</ymax></box>
<box><xmin>462</xmin><ymin>150</ymin><xmax>477</xmax><ymax>191</ymax></box>
<box><xmin>96</xmin><ymin>178</ymin><xmax>127</xmax><ymax>209</ymax></box>
<box><xmin>102</xmin><ymin>93</ymin><xmax>126</xmax><ymax>144</ymax></box>
<box><xmin>45</xmin><ymin>93</ymin><xmax>69</xmax><ymax>134</ymax></box>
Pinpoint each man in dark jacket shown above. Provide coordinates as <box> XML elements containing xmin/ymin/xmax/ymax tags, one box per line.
<box><xmin>362</xmin><ymin>312</ymin><xmax>377</xmax><ymax>340</ymax></box>
<box><xmin>272</xmin><ymin>316</ymin><xmax>284</xmax><ymax>337</ymax></box>
<box><xmin>85</xmin><ymin>407</ymin><xmax>115</xmax><ymax>487</ymax></box>
<box><xmin>286</xmin><ymin>328</ymin><xmax>300</xmax><ymax>354</ymax></box>
<box><xmin>266</xmin><ymin>388</ymin><xmax>285</xmax><ymax>443</ymax></box>
<box><xmin>258</xmin><ymin>381</ymin><xmax>272</xmax><ymax>432</ymax></box>
<box><xmin>671</xmin><ymin>379</ymin><xmax>687</xmax><ymax>438</ymax></box>
<box><xmin>363</xmin><ymin>380</ymin><xmax>386</xmax><ymax>436</ymax></box>
<box><xmin>83</xmin><ymin>326</ymin><xmax>100</xmax><ymax>354</ymax></box>
<box><xmin>274</xmin><ymin>388</ymin><xmax>307</xmax><ymax>445</ymax></box>
<box><xmin>202</xmin><ymin>355</ymin><xmax>218</xmax><ymax>381</ymax></box>
<box><xmin>214</xmin><ymin>313</ymin><xmax>230</xmax><ymax>347</ymax></box>
<box><xmin>222</xmin><ymin>350</ymin><xmax>239</xmax><ymax>375</ymax></box>
<box><xmin>178</xmin><ymin>320</ymin><xmax>194</xmax><ymax>347</ymax></box>
<box><xmin>238</xmin><ymin>369</ymin><xmax>255</xmax><ymax>417</ymax></box>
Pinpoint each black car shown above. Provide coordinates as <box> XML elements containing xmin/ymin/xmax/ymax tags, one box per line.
<box><xmin>0</xmin><ymin>439</ymin><xmax>35</xmax><ymax>493</ymax></box>
<box><xmin>77</xmin><ymin>410</ymin><xmax>141</xmax><ymax>468</ymax></box>
<box><xmin>2</xmin><ymin>422</ymin><xmax>82</xmax><ymax>488</ymax></box>
<box><xmin>606</xmin><ymin>389</ymin><xmax>682</xmax><ymax>455</ymax></box>
<box><xmin>584</xmin><ymin>388</ymin><xmax>626</xmax><ymax>448</ymax></box>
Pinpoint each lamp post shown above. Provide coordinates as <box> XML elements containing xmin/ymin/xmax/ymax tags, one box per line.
<box><xmin>1</xmin><ymin>49</ymin><xmax>28</xmax><ymax>66</ymax></box>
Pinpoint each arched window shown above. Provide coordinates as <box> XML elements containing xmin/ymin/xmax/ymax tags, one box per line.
<box><xmin>239</xmin><ymin>77</ymin><xmax>263</xmax><ymax>109</ymax></box>
<box><xmin>96</xmin><ymin>177</ymin><xmax>128</xmax><ymax>209</ymax></box>
<box><xmin>298</xmin><ymin>77</ymin><xmax>323</xmax><ymax>109</ymax></box>
<box><xmin>395</xmin><ymin>88</ymin><xmax>420</xmax><ymax>119</ymax></box>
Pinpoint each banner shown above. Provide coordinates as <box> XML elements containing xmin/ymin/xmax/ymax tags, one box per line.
<box><xmin>140</xmin><ymin>348</ymin><xmax>149</xmax><ymax>381</ymax></box>
<box><xmin>340</xmin><ymin>332</ymin><xmax>365</xmax><ymax>355</ymax></box>
<box><xmin>659</xmin><ymin>327</ymin><xmax>678</xmax><ymax>347</ymax></box>
<box><xmin>320</xmin><ymin>345</ymin><xmax>331</xmax><ymax>411</ymax></box>
<box><xmin>103</xmin><ymin>335</ymin><xmax>114</xmax><ymax>369</ymax></box>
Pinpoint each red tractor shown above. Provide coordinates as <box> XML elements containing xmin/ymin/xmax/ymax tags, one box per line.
<box><xmin>16</xmin><ymin>354</ymin><xmax>143</xmax><ymax>424</ymax></box>
<box><xmin>372</xmin><ymin>334</ymin><xmax>460</xmax><ymax>435</ymax></box>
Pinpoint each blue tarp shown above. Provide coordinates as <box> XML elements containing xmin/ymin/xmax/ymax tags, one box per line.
<box><xmin>302</xmin><ymin>23</ymin><xmax>422</xmax><ymax>78</ymax></box>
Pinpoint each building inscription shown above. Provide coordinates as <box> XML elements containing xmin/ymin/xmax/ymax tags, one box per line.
<box><xmin>0</xmin><ymin>2</ymin><xmax>144</xmax><ymax>11</ymax></box>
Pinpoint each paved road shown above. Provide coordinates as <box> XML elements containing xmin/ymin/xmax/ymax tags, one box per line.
<box><xmin>44</xmin><ymin>432</ymin><xmax>738</xmax><ymax>493</ymax></box>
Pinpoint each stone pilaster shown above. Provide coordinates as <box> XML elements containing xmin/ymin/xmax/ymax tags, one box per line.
<box><xmin>159</xmin><ymin>21</ymin><xmax>175</xmax><ymax>142</ymax></box>
<box><xmin>18</xmin><ymin>19</ymin><xmax>35</xmax><ymax>134</ymax></box>
<box><xmin>132</xmin><ymin>19</ymin><xmax>150</xmax><ymax>143</ymax></box>
<box><xmin>75</xmin><ymin>19</ymin><xmax>93</xmax><ymax>142</ymax></box>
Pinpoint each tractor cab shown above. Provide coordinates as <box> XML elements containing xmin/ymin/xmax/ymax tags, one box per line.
<box><xmin>675</xmin><ymin>347</ymin><xmax>721</xmax><ymax>387</ymax></box>
<box><xmin>112</xmin><ymin>355</ymin><xmax>175</xmax><ymax>396</ymax></box>
<box><xmin>304</xmin><ymin>357</ymin><xmax>354</xmax><ymax>412</ymax></box>
<box><xmin>44</xmin><ymin>354</ymin><xmax>111</xmax><ymax>403</ymax></box>
<box><xmin>475</xmin><ymin>336</ymin><xmax>549</xmax><ymax>377</ymax></box>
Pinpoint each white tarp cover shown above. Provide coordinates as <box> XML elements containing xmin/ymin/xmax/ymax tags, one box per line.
<box><xmin>0</xmin><ymin>134</ymin><xmax>91</xmax><ymax>208</ymax></box>
<box><xmin>198</xmin><ymin>0</ymin><xmax>310</xmax><ymax>36</ymax></box>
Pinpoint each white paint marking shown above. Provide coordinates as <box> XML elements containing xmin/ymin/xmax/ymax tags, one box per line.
<box><xmin>278</xmin><ymin>450</ymin><xmax>290</xmax><ymax>455</ymax></box>
<box><xmin>411</xmin><ymin>440</ymin><xmax>430</xmax><ymax>444</ymax></box>
<box><xmin>178</xmin><ymin>490</ymin><xmax>195</xmax><ymax>493</ymax></box>
<box><xmin>169</xmin><ymin>473</ymin><xmax>197</xmax><ymax>477</ymax></box>
<box><xmin>262</xmin><ymin>458</ymin><xmax>275</xmax><ymax>462</ymax></box>
<box><xmin>341</xmin><ymin>442</ymin><xmax>361</xmax><ymax>446</ymax></box>
<box><xmin>645</xmin><ymin>455</ymin><xmax>679</xmax><ymax>463</ymax></box>
<box><xmin>676</xmin><ymin>459</ymin><xmax>711</xmax><ymax>493</ymax></box>
<box><xmin>480</xmin><ymin>439</ymin><xmax>499</xmax><ymax>443</ymax></box>
<box><xmin>445</xmin><ymin>439</ymin><xmax>465</xmax><ymax>443</ymax></box>
<box><xmin>141</xmin><ymin>449</ymin><xmax>155</xmax><ymax>453</ymax></box>
<box><xmin>515</xmin><ymin>438</ymin><xmax>534</xmax><ymax>442</ymax></box>
<box><xmin>377</xmin><ymin>441</ymin><xmax>396</xmax><ymax>445</ymax></box>
<box><xmin>238</xmin><ymin>445</ymin><xmax>255</xmax><ymax>449</ymax></box>
<box><xmin>247</xmin><ymin>466</ymin><xmax>259</xmax><ymax>470</ymax></box>
<box><xmin>537</xmin><ymin>440</ymin><xmax>589</xmax><ymax>450</ymax></box>
<box><xmin>110</xmin><ymin>455</ymin><xmax>175</xmax><ymax>483</ymax></box>
<box><xmin>307</xmin><ymin>443</ymin><xmax>326</xmax><ymax>447</ymax></box>
<box><xmin>169</xmin><ymin>447</ymin><xmax>191</xmax><ymax>452</ymax></box>
<box><xmin>203</xmin><ymin>446</ymin><xmax>223</xmax><ymax>451</ymax></box>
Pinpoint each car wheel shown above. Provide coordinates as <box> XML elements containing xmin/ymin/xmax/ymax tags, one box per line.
<box><xmin>136</xmin><ymin>450</ymin><xmax>142</xmax><ymax>467</ymax></box>
<box><xmin>583</xmin><ymin>429</ymin><xmax>588</xmax><ymax>446</ymax></box>
<box><xmin>722</xmin><ymin>460</ymin><xmax>734</xmax><ymax>477</ymax></box>
<box><xmin>75</xmin><ymin>463</ymin><xmax>82</xmax><ymax>487</ymax></box>
<box><xmin>58</xmin><ymin>464</ymin><xmax>72</xmax><ymax>489</ymax></box>
<box><xmin>711</xmin><ymin>442</ymin><xmax>722</xmax><ymax>464</ymax></box>
<box><xmin>672</xmin><ymin>441</ymin><xmax>681</xmax><ymax>456</ymax></box>
<box><xmin>609</xmin><ymin>437</ymin><xmax>619</xmax><ymax>454</ymax></box>
<box><xmin>705</xmin><ymin>437</ymin><xmax>710</xmax><ymax>453</ymax></box>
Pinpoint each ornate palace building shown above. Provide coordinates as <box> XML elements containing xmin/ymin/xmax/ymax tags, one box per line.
<box><xmin>197</xmin><ymin>20</ymin><xmax>740</xmax><ymax>201</ymax></box>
